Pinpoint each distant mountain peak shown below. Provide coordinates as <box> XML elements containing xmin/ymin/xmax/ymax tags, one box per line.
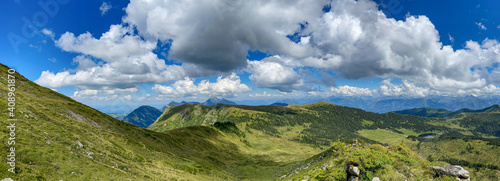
<box><xmin>203</xmin><ymin>97</ymin><xmax>236</xmax><ymax>106</ymax></box>
<box><xmin>123</xmin><ymin>105</ymin><xmax>162</xmax><ymax>128</ymax></box>
<box><xmin>483</xmin><ymin>104</ymin><xmax>500</xmax><ymax>113</ymax></box>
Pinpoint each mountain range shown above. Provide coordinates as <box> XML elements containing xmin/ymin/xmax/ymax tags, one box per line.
<box><xmin>271</xmin><ymin>95</ymin><xmax>500</xmax><ymax>113</ymax></box>
<box><xmin>1</xmin><ymin>63</ymin><xmax>499</xmax><ymax>180</ymax></box>
<box><xmin>394</xmin><ymin>104</ymin><xmax>500</xmax><ymax>118</ymax></box>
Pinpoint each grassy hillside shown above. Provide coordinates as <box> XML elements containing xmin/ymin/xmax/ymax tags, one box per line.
<box><xmin>279</xmin><ymin>141</ymin><xmax>443</xmax><ymax>181</ymax></box>
<box><xmin>151</xmin><ymin>101</ymin><xmax>448</xmax><ymax>146</ymax></box>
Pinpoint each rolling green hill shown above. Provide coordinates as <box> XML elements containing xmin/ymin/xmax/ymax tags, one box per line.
<box><xmin>150</xmin><ymin>101</ymin><xmax>448</xmax><ymax>146</ymax></box>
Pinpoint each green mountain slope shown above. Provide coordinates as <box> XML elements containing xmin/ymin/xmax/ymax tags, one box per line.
<box><xmin>122</xmin><ymin>105</ymin><xmax>162</xmax><ymax>128</ymax></box>
<box><xmin>150</xmin><ymin>101</ymin><xmax>449</xmax><ymax>146</ymax></box>
<box><xmin>280</xmin><ymin>141</ymin><xmax>440</xmax><ymax>181</ymax></box>
<box><xmin>394</xmin><ymin>107</ymin><xmax>454</xmax><ymax>118</ymax></box>
<box><xmin>394</xmin><ymin>105</ymin><xmax>500</xmax><ymax>138</ymax></box>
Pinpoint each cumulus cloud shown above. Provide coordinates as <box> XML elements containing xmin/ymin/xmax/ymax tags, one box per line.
<box><xmin>152</xmin><ymin>73</ymin><xmax>252</xmax><ymax>98</ymax></box>
<box><xmin>328</xmin><ymin>79</ymin><xmax>500</xmax><ymax>97</ymax></box>
<box><xmin>55</xmin><ymin>25</ymin><xmax>156</xmax><ymax>62</ymax></box>
<box><xmin>36</xmin><ymin>25</ymin><xmax>189</xmax><ymax>89</ymax></box>
<box><xmin>298</xmin><ymin>0</ymin><xmax>500</xmax><ymax>91</ymax></box>
<box><xmin>246</xmin><ymin>56</ymin><xmax>310</xmax><ymax>92</ymax></box>
<box><xmin>72</xmin><ymin>87</ymin><xmax>138</xmax><ymax>101</ymax></box>
<box><xmin>123</xmin><ymin>0</ymin><xmax>327</xmax><ymax>72</ymax></box>
<box><xmin>39</xmin><ymin>0</ymin><xmax>500</xmax><ymax>97</ymax></box>
<box><xmin>123</xmin><ymin>95</ymin><xmax>133</xmax><ymax>100</ymax></box>
<box><xmin>330</xmin><ymin>85</ymin><xmax>376</xmax><ymax>97</ymax></box>
<box><xmin>99</xmin><ymin>2</ymin><xmax>112</xmax><ymax>16</ymax></box>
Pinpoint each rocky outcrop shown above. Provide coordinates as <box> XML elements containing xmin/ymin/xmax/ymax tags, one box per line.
<box><xmin>431</xmin><ymin>165</ymin><xmax>470</xmax><ymax>181</ymax></box>
<box><xmin>345</xmin><ymin>162</ymin><xmax>360</xmax><ymax>181</ymax></box>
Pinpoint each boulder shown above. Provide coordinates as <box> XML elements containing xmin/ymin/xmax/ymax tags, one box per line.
<box><xmin>345</xmin><ymin>162</ymin><xmax>360</xmax><ymax>181</ymax></box>
<box><xmin>431</xmin><ymin>165</ymin><xmax>470</xmax><ymax>181</ymax></box>
<box><xmin>348</xmin><ymin>176</ymin><xmax>359</xmax><ymax>181</ymax></box>
<box><xmin>2</xmin><ymin>178</ymin><xmax>14</xmax><ymax>181</ymax></box>
<box><xmin>372</xmin><ymin>177</ymin><xmax>380</xmax><ymax>181</ymax></box>
<box><xmin>349</xmin><ymin>166</ymin><xmax>360</xmax><ymax>176</ymax></box>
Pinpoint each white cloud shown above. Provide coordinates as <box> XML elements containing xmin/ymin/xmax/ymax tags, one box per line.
<box><xmin>72</xmin><ymin>88</ymin><xmax>139</xmax><ymax>101</ymax></box>
<box><xmin>36</xmin><ymin>24</ymin><xmax>189</xmax><ymax>89</ymax></box>
<box><xmin>35</xmin><ymin>53</ymin><xmax>187</xmax><ymax>89</ymax></box>
<box><xmin>378</xmin><ymin>79</ymin><xmax>441</xmax><ymax>97</ymax></box>
<box><xmin>296</xmin><ymin>0</ymin><xmax>500</xmax><ymax>91</ymax></box>
<box><xmin>123</xmin><ymin>95</ymin><xmax>133</xmax><ymax>100</ymax></box>
<box><xmin>152</xmin><ymin>73</ymin><xmax>252</xmax><ymax>98</ymax></box>
<box><xmin>99</xmin><ymin>2</ymin><xmax>112</xmax><ymax>16</ymax></box>
<box><xmin>123</xmin><ymin>0</ymin><xmax>326</xmax><ymax>72</ymax></box>
<box><xmin>249</xmin><ymin>91</ymin><xmax>284</xmax><ymax>97</ymax></box>
<box><xmin>448</xmin><ymin>33</ymin><xmax>454</xmax><ymax>44</ymax></box>
<box><xmin>476</xmin><ymin>22</ymin><xmax>487</xmax><ymax>30</ymax></box>
<box><xmin>55</xmin><ymin>25</ymin><xmax>156</xmax><ymax>62</ymax></box>
<box><xmin>41</xmin><ymin>29</ymin><xmax>55</xmax><ymax>39</ymax></box>
<box><xmin>40</xmin><ymin>0</ymin><xmax>500</xmax><ymax>97</ymax></box>
<box><xmin>48</xmin><ymin>58</ymin><xmax>56</xmax><ymax>63</ymax></box>
<box><xmin>328</xmin><ymin>79</ymin><xmax>500</xmax><ymax>97</ymax></box>
<box><xmin>246</xmin><ymin>56</ymin><xmax>310</xmax><ymax>92</ymax></box>
<box><xmin>330</xmin><ymin>85</ymin><xmax>376</xmax><ymax>97</ymax></box>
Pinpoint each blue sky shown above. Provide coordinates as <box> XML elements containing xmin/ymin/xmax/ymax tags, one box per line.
<box><xmin>1</xmin><ymin>0</ymin><xmax>500</xmax><ymax>108</ymax></box>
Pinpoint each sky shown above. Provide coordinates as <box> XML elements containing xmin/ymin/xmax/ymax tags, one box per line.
<box><xmin>1</xmin><ymin>0</ymin><xmax>500</xmax><ymax>108</ymax></box>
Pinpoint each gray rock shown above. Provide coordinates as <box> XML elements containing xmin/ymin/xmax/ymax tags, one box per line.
<box><xmin>348</xmin><ymin>176</ymin><xmax>359</xmax><ymax>181</ymax></box>
<box><xmin>46</xmin><ymin>141</ymin><xmax>51</xmax><ymax>145</ymax></box>
<box><xmin>349</xmin><ymin>166</ymin><xmax>360</xmax><ymax>176</ymax></box>
<box><xmin>372</xmin><ymin>177</ymin><xmax>380</xmax><ymax>181</ymax></box>
<box><xmin>431</xmin><ymin>165</ymin><xmax>470</xmax><ymax>181</ymax></box>
<box><xmin>2</xmin><ymin>178</ymin><xmax>14</xmax><ymax>181</ymax></box>
<box><xmin>122</xmin><ymin>166</ymin><xmax>128</xmax><ymax>171</ymax></box>
<box><xmin>75</xmin><ymin>141</ymin><xmax>84</xmax><ymax>148</ymax></box>
<box><xmin>87</xmin><ymin>152</ymin><xmax>94</xmax><ymax>159</ymax></box>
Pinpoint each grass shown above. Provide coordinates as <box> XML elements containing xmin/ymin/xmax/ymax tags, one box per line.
<box><xmin>280</xmin><ymin>142</ymin><xmax>437</xmax><ymax>181</ymax></box>
<box><xmin>358</xmin><ymin>129</ymin><xmax>416</xmax><ymax>146</ymax></box>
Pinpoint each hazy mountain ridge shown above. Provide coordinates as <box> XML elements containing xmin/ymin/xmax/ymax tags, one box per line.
<box><xmin>271</xmin><ymin>96</ymin><xmax>500</xmax><ymax>113</ymax></box>
<box><xmin>122</xmin><ymin>105</ymin><xmax>163</xmax><ymax>128</ymax></box>
<box><xmin>394</xmin><ymin>104</ymin><xmax>500</xmax><ymax>118</ymax></box>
